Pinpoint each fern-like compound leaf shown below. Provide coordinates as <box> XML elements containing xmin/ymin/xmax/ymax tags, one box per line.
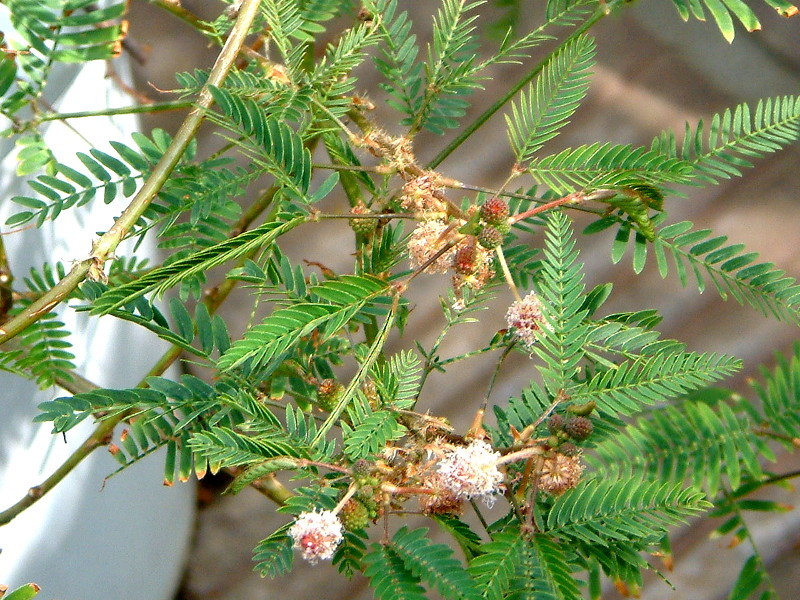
<box><xmin>574</xmin><ymin>350</ymin><xmax>741</xmax><ymax>417</ymax></box>
<box><xmin>91</xmin><ymin>216</ymin><xmax>306</xmax><ymax>314</ymax></box>
<box><xmin>389</xmin><ymin>527</ymin><xmax>482</xmax><ymax>600</ymax></box>
<box><xmin>468</xmin><ymin>530</ymin><xmax>524</xmax><ymax>600</ymax></box>
<box><xmin>363</xmin><ymin>543</ymin><xmax>428</xmax><ymax>600</ymax></box>
<box><xmin>666</xmin><ymin>0</ymin><xmax>797</xmax><ymax>42</ymax></box>
<box><xmin>252</xmin><ymin>524</ymin><xmax>295</xmax><ymax>579</ymax></box>
<box><xmin>652</xmin><ymin>96</ymin><xmax>800</xmax><ymax>184</ymax></box>
<box><xmin>587</xmin><ymin>399</ymin><xmax>766</xmax><ymax>495</ymax></box>
<box><xmin>217</xmin><ymin>275</ymin><xmax>389</xmax><ymax>372</ymax></box>
<box><xmin>545</xmin><ymin>478</ymin><xmax>711</xmax><ymax>546</ymax></box>
<box><xmin>529</xmin><ymin>210</ymin><xmax>590</xmax><ymax>396</ymax></box>
<box><xmin>527</xmin><ymin>142</ymin><xmax>694</xmax><ymax>195</ymax></box>
<box><xmin>506</xmin><ymin>34</ymin><xmax>595</xmax><ymax>165</ymax></box>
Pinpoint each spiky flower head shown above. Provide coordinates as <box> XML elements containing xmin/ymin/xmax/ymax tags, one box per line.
<box><xmin>317</xmin><ymin>379</ymin><xmax>344</xmax><ymax>411</ymax></box>
<box><xmin>339</xmin><ymin>499</ymin><xmax>370</xmax><ymax>531</ymax></box>
<box><xmin>547</xmin><ymin>413</ymin><xmax>565</xmax><ymax>434</ymax></box>
<box><xmin>505</xmin><ymin>291</ymin><xmax>549</xmax><ymax>348</ymax></box>
<box><xmin>453</xmin><ymin>241</ymin><xmax>478</xmax><ymax>275</ymax></box>
<box><xmin>288</xmin><ymin>509</ymin><xmax>344</xmax><ymax>564</ymax></box>
<box><xmin>564</xmin><ymin>416</ymin><xmax>593</xmax><ymax>441</ymax></box>
<box><xmin>538</xmin><ymin>453</ymin><xmax>584</xmax><ymax>496</ymax></box>
<box><xmin>408</xmin><ymin>220</ymin><xmax>457</xmax><ymax>274</ymax></box>
<box><xmin>419</xmin><ymin>472</ymin><xmax>464</xmax><ymax>515</ymax></box>
<box><xmin>435</xmin><ymin>440</ymin><xmax>504</xmax><ymax>506</ymax></box>
<box><xmin>479</xmin><ymin>197</ymin><xmax>510</xmax><ymax>226</ymax></box>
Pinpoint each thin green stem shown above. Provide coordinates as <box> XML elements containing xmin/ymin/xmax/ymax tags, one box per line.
<box><xmin>0</xmin><ymin>232</ymin><xmax>12</xmax><ymax>322</ymax></box>
<box><xmin>481</xmin><ymin>344</ymin><xmax>515</xmax><ymax>412</ymax></box>
<box><xmin>426</xmin><ymin>5</ymin><xmax>613</xmax><ymax>170</ymax></box>
<box><xmin>435</xmin><ymin>343</ymin><xmax>502</xmax><ymax>368</ymax></box>
<box><xmin>725</xmin><ymin>490</ymin><xmax>779</xmax><ymax>597</ymax></box>
<box><xmin>312</xmin><ymin>295</ymin><xmax>399</xmax><ymax>446</ymax></box>
<box><xmin>37</xmin><ymin>101</ymin><xmax>192</xmax><ymax>122</ymax></box>
<box><xmin>495</xmin><ymin>245</ymin><xmax>520</xmax><ymax>301</ymax></box>
<box><xmin>0</xmin><ymin>0</ymin><xmax>261</xmax><ymax>348</ymax></box>
<box><xmin>144</xmin><ymin>0</ymin><xmax>218</xmax><ymax>37</ymax></box>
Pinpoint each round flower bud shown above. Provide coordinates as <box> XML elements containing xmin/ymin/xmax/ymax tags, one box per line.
<box><xmin>288</xmin><ymin>509</ymin><xmax>344</xmax><ymax>564</ymax></box>
<box><xmin>352</xmin><ymin>459</ymin><xmax>372</xmax><ymax>477</ymax></box>
<box><xmin>564</xmin><ymin>416</ymin><xmax>593</xmax><ymax>441</ymax></box>
<box><xmin>349</xmin><ymin>203</ymin><xmax>377</xmax><ymax>236</ymax></box>
<box><xmin>477</xmin><ymin>225</ymin><xmax>504</xmax><ymax>249</ymax></box>
<box><xmin>453</xmin><ymin>241</ymin><xmax>477</xmax><ymax>274</ymax></box>
<box><xmin>419</xmin><ymin>475</ymin><xmax>465</xmax><ymax>516</ymax></box>
<box><xmin>558</xmin><ymin>442</ymin><xmax>579</xmax><ymax>457</ymax></box>
<box><xmin>339</xmin><ymin>499</ymin><xmax>370</xmax><ymax>531</ymax></box>
<box><xmin>317</xmin><ymin>379</ymin><xmax>344</xmax><ymax>411</ymax></box>
<box><xmin>547</xmin><ymin>414</ymin><xmax>565</xmax><ymax>434</ymax></box>
<box><xmin>479</xmin><ymin>197</ymin><xmax>510</xmax><ymax>226</ymax></box>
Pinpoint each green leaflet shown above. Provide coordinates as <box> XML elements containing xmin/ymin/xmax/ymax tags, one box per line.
<box><xmin>587</xmin><ymin>399</ymin><xmax>766</xmax><ymax>495</ymax></box>
<box><xmin>91</xmin><ymin>216</ymin><xmax>306</xmax><ymax>314</ymax></box>
<box><xmin>363</xmin><ymin>543</ymin><xmax>428</xmax><ymax>600</ymax></box>
<box><xmin>527</xmin><ymin>142</ymin><xmax>694</xmax><ymax>195</ymax></box>
<box><xmin>652</xmin><ymin>96</ymin><xmax>800</xmax><ymax>184</ymax></box>
<box><xmin>468</xmin><ymin>530</ymin><xmax>524</xmax><ymax>600</ymax></box>
<box><xmin>529</xmin><ymin>210</ymin><xmax>590</xmax><ymax>396</ymax></box>
<box><xmin>665</xmin><ymin>0</ymin><xmax>796</xmax><ymax>42</ymax></box>
<box><xmin>217</xmin><ymin>275</ymin><xmax>389</xmax><ymax>372</ymax></box>
<box><xmin>385</xmin><ymin>527</ymin><xmax>482</xmax><ymax>600</ymax></box>
<box><xmin>545</xmin><ymin>478</ymin><xmax>711</xmax><ymax>546</ymax></box>
<box><xmin>506</xmin><ymin>34</ymin><xmax>595</xmax><ymax>165</ymax></box>
<box><xmin>610</xmin><ymin>217</ymin><xmax>800</xmax><ymax>325</ymax></box>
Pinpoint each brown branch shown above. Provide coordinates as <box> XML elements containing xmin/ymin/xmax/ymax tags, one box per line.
<box><xmin>0</xmin><ymin>0</ymin><xmax>261</xmax><ymax>348</ymax></box>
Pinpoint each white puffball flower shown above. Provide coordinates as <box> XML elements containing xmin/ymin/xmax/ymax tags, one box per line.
<box><xmin>407</xmin><ymin>220</ymin><xmax>457</xmax><ymax>273</ymax></box>
<box><xmin>288</xmin><ymin>509</ymin><xmax>344</xmax><ymax>564</ymax></box>
<box><xmin>436</xmin><ymin>440</ymin><xmax>504</xmax><ymax>506</ymax></box>
<box><xmin>505</xmin><ymin>291</ymin><xmax>550</xmax><ymax>348</ymax></box>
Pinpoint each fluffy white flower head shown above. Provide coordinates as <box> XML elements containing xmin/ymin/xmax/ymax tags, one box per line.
<box><xmin>407</xmin><ymin>220</ymin><xmax>457</xmax><ymax>273</ymax></box>
<box><xmin>288</xmin><ymin>509</ymin><xmax>344</xmax><ymax>564</ymax></box>
<box><xmin>436</xmin><ymin>440</ymin><xmax>503</xmax><ymax>506</ymax></box>
<box><xmin>505</xmin><ymin>291</ymin><xmax>549</xmax><ymax>348</ymax></box>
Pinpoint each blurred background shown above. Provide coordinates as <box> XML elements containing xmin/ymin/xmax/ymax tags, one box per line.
<box><xmin>124</xmin><ymin>1</ymin><xmax>800</xmax><ymax>598</ymax></box>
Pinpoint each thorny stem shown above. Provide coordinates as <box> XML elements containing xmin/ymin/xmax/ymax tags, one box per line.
<box><xmin>723</xmin><ymin>489</ymin><xmax>780</xmax><ymax>596</ymax></box>
<box><xmin>425</xmin><ymin>343</ymin><xmax>505</xmax><ymax>386</ymax></box>
<box><xmin>0</xmin><ymin>1</ymin><xmax>267</xmax><ymax>526</ymax></box>
<box><xmin>518</xmin><ymin>390</ymin><xmax>568</xmax><ymax>443</ymax></box>
<box><xmin>146</xmin><ymin>0</ymin><xmax>218</xmax><ymax>37</ymax></box>
<box><xmin>496</xmin><ymin>445</ymin><xmax>546</xmax><ymax>466</ymax></box>
<box><xmin>0</xmin><ymin>233</ymin><xmax>12</xmax><ymax>323</ymax></box>
<box><xmin>0</xmin><ymin>187</ymin><xmax>289</xmax><ymax>526</ymax></box>
<box><xmin>0</xmin><ymin>0</ymin><xmax>262</xmax><ymax>347</ymax></box>
<box><xmin>401</xmin><ymin>233</ymin><xmax>465</xmax><ymax>287</ymax></box>
<box><xmin>333</xmin><ymin>484</ymin><xmax>359</xmax><ymax>514</ymax></box>
<box><xmin>756</xmin><ymin>468</ymin><xmax>800</xmax><ymax>487</ymax></box>
<box><xmin>469</xmin><ymin>498</ymin><xmax>491</xmax><ymax>534</ymax></box>
<box><xmin>317</xmin><ymin>212</ymin><xmax>429</xmax><ymax>221</ymax></box>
